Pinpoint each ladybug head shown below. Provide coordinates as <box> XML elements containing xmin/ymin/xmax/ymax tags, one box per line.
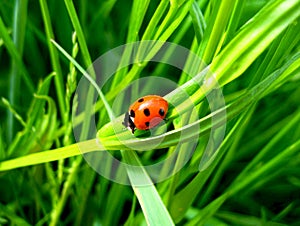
<box><xmin>123</xmin><ymin>112</ymin><xmax>136</xmax><ymax>133</ymax></box>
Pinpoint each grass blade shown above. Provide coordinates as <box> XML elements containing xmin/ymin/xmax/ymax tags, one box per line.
<box><xmin>39</xmin><ymin>0</ymin><xmax>66</xmax><ymax>124</ymax></box>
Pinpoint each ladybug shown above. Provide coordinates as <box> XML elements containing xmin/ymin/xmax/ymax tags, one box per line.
<box><xmin>123</xmin><ymin>95</ymin><xmax>168</xmax><ymax>133</ymax></box>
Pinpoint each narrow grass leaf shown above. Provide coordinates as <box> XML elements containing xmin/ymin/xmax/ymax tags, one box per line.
<box><xmin>0</xmin><ymin>16</ymin><xmax>34</xmax><ymax>92</ymax></box>
<box><xmin>112</xmin><ymin>0</ymin><xmax>150</xmax><ymax>87</ymax></box>
<box><xmin>51</xmin><ymin>39</ymin><xmax>115</xmax><ymax>119</ymax></box>
<box><xmin>8</xmin><ymin>0</ymin><xmax>28</xmax><ymax>141</ymax></box>
<box><xmin>190</xmin><ymin>1</ymin><xmax>206</xmax><ymax>43</ymax></box>
<box><xmin>200</xmin><ymin>0</ymin><xmax>235</xmax><ymax>64</ymax></box>
<box><xmin>63</xmin><ymin>0</ymin><xmax>97</xmax><ymax>141</ymax></box>
<box><xmin>39</xmin><ymin>0</ymin><xmax>66</xmax><ymax>124</ymax></box>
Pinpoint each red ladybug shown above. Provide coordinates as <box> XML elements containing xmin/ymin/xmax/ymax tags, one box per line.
<box><xmin>123</xmin><ymin>95</ymin><xmax>168</xmax><ymax>133</ymax></box>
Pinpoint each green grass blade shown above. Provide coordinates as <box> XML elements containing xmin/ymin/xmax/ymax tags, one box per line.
<box><xmin>51</xmin><ymin>39</ymin><xmax>115</xmax><ymax>120</ymax></box>
<box><xmin>111</xmin><ymin>0</ymin><xmax>150</xmax><ymax>87</ymax></box>
<box><xmin>7</xmin><ymin>0</ymin><xmax>28</xmax><ymax>142</ymax></box>
<box><xmin>0</xmin><ymin>140</ymin><xmax>98</xmax><ymax>171</ymax></box>
<box><xmin>0</xmin><ymin>16</ymin><xmax>34</xmax><ymax>92</ymax></box>
<box><xmin>39</xmin><ymin>0</ymin><xmax>66</xmax><ymax>124</ymax></box>
<box><xmin>190</xmin><ymin>1</ymin><xmax>206</xmax><ymax>43</ymax></box>
<box><xmin>63</xmin><ymin>0</ymin><xmax>96</xmax><ymax>141</ymax></box>
<box><xmin>228</xmin><ymin>109</ymin><xmax>300</xmax><ymax>193</ymax></box>
<box><xmin>0</xmin><ymin>203</ymin><xmax>31</xmax><ymax>226</ymax></box>
<box><xmin>122</xmin><ymin>151</ymin><xmax>174</xmax><ymax>225</ymax></box>
<box><xmin>211</xmin><ymin>0</ymin><xmax>300</xmax><ymax>86</ymax></box>
<box><xmin>5</xmin><ymin>74</ymin><xmax>55</xmax><ymax>158</ymax></box>
<box><xmin>141</xmin><ymin>0</ymin><xmax>169</xmax><ymax>41</ymax></box>
<box><xmin>199</xmin><ymin>0</ymin><xmax>235</xmax><ymax>64</ymax></box>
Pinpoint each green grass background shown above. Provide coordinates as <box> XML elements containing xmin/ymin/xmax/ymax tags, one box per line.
<box><xmin>0</xmin><ymin>0</ymin><xmax>300</xmax><ymax>225</ymax></box>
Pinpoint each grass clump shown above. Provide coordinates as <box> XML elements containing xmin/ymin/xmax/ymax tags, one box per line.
<box><xmin>0</xmin><ymin>0</ymin><xmax>300</xmax><ymax>225</ymax></box>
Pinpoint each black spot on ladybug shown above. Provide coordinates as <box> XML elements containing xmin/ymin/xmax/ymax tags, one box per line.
<box><xmin>159</xmin><ymin>108</ymin><xmax>165</xmax><ymax>116</ymax></box>
<box><xmin>145</xmin><ymin>122</ymin><xmax>150</xmax><ymax>127</ymax></box>
<box><xmin>143</xmin><ymin>108</ymin><xmax>150</xmax><ymax>116</ymax></box>
<box><xmin>138</xmin><ymin>98</ymin><xmax>144</xmax><ymax>102</ymax></box>
<box><xmin>130</xmin><ymin>110</ymin><xmax>135</xmax><ymax>117</ymax></box>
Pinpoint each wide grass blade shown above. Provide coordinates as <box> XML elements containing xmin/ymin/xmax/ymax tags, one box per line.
<box><xmin>123</xmin><ymin>151</ymin><xmax>174</xmax><ymax>225</ymax></box>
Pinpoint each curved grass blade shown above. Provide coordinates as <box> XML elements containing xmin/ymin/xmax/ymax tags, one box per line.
<box><xmin>1</xmin><ymin>53</ymin><xmax>298</xmax><ymax>171</ymax></box>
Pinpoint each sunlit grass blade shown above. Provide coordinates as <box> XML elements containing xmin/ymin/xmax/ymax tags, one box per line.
<box><xmin>123</xmin><ymin>151</ymin><xmax>174</xmax><ymax>225</ymax></box>
<box><xmin>0</xmin><ymin>140</ymin><xmax>98</xmax><ymax>171</ymax></box>
<box><xmin>50</xmin><ymin>40</ymin><xmax>114</xmax><ymax>119</ymax></box>
<box><xmin>198</xmin><ymin>0</ymin><xmax>235</xmax><ymax>64</ymax></box>
<box><xmin>190</xmin><ymin>1</ymin><xmax>206</xmax><ymax>43</ymax></box>
<box><xmin>211</xmin><ymin>0</ymin><xmax>300</xmax><ymax>86</ymax></box>
<box><xmin>63</xmin><ymin>0</ymin><xmax>98</xmax><ymax>142</ymax></box>
<box><xmin>111</xmin><ymin>0</ymin><xmax>150</xmax><ymax>87</ymax></box>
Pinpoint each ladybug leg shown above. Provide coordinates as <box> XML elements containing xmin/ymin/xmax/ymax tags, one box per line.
<box><xmin>131</xmin><ymin>127</ymin><xmax>135</xmax><ymax>134</ymax></box>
